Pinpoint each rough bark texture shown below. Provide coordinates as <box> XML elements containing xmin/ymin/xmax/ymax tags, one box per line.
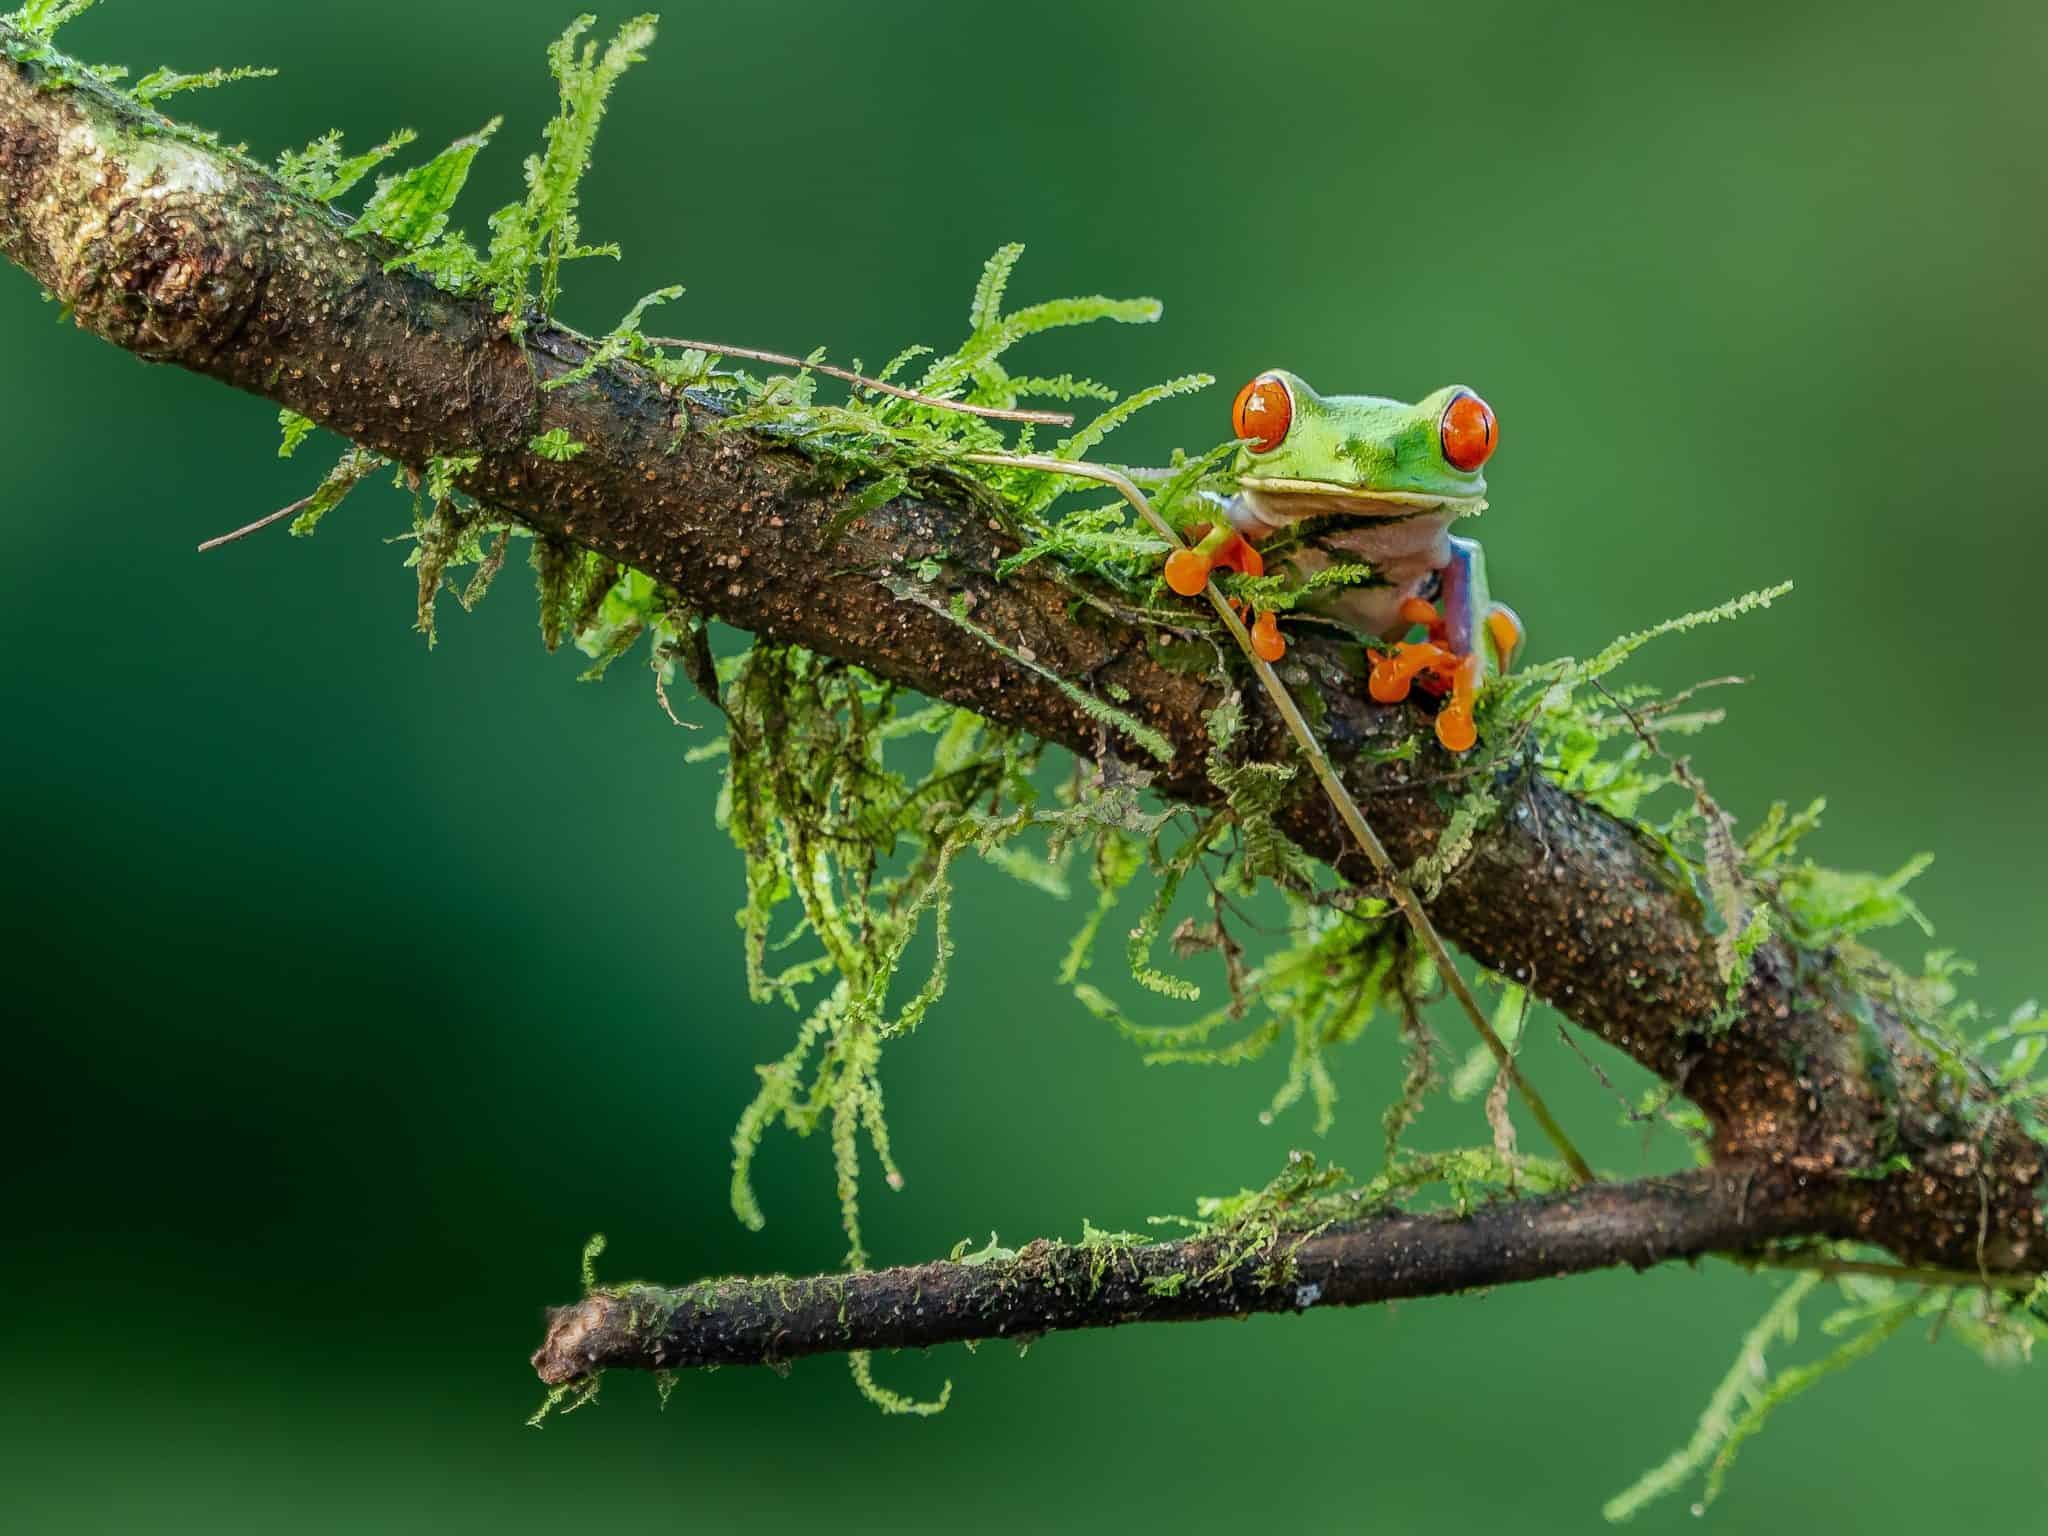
<box><xmin>1</xmin><ymin>28</ymin><xmax>2038</xmax><ymax>1379</ymax></box>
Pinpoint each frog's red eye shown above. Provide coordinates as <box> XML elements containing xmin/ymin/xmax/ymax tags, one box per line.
<box><xmin>1232</xmin><ymin>373</ymin><xmax>1292</xmax><ymax>454</ymax></box>
<box><xmin>1440</xmin><ymin>391</ymin><xmax>1497</xmax><ymax>473</ymax></box>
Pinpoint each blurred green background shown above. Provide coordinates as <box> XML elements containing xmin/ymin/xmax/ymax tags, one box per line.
<box><xmin>4</xmin><ymin>0</ymin><xmax>2044</xmax><ymax>1529</ymax></box>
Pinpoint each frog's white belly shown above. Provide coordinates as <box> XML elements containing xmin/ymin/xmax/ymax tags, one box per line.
<box><xmin>1224</xmin><ymin>488</ymin><xmax>1461</xmax><ymax>639</ymax></box>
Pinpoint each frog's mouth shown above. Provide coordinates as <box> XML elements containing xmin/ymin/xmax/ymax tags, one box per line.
<box><xmin>1240</xmin><ymin>480</ymin><xmax>1487</xmax><ymax>526</ymax></box>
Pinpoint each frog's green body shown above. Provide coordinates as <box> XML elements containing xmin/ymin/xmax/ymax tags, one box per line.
<box><xmin>1171</xmin><ymin>371</ymin><xmax>1520</xmax><ymax>752</ymax></box>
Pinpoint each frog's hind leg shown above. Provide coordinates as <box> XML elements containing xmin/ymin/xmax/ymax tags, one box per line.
<box><xmin>1443</xmin><ymin>535</ymin><xmax>1525</xmax><ymax>675</ymax></box>
<box><xmin>1369</xmin><ymin>538</ymin><xmax>1519</xmax><ymax>753</ymax></box>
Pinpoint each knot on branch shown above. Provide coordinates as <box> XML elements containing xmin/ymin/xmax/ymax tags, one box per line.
<box><xmin>85</xmin><ymin>189</ymin><xmax>263</xmax><ymax>361</ymax></box>
<box><xmin>1</xmin><ymin>59</ymin><xmax>267</xmax><ymax>364</ymax></box>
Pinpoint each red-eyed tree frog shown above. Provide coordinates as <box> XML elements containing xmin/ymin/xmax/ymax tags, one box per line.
<box><xmin>1163</xmin><ymin>371</ymin><xmax>1522</xmax><ymax>753</ymax></box>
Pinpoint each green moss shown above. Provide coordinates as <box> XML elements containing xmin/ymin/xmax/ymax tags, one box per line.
<box><xmin>1406</xmin><ymin>781</ymin><xmax>1498</xmax><ymax>901</ymax></box>
<box><xmin>276</xmin><ymin>127</ymin><xmax>415</xmax><ymax>203</ymax></box>
<box><xmin>716</xmin><ymin>648</ymin><xmax>1042</xmax><ymax>1270</ymax></box>
<box><xmin>1075</xmin><ymin>1219</ymin><xmax>1144</xmax><ymax>1297</ymax></box>
<box><xmin>1079</xmin><ymin>883</ymin><xmax>1407</xmax><ymax>1137</ymax></box>
<box><xmin>950</xmin><ymin>1232</ymin><xmax>1018</xmax><ymax>1266</ymax></box>
<box><xmin>131</xmin><ymin>62</ymin><xmax>274</xmax><ymax>105</ymax></box>
<box><xmin>525</xmin><ymin>1373</ymin><xmax>601</xmax><ymax>1428</ymax></box>
<box><xmin>849</xmin><ymin>1350</ymin><xmax>950</xmax><ymax>1416</ymax></box>
<box><xmin>886</xmin><ymin>577</ymin><xmax>1174</xmax><ymax>764</ymax></box>
<box><xmin>286</xmin><ymin>448</ymin><xmax>380</xmax><ymax>538</ymax></box>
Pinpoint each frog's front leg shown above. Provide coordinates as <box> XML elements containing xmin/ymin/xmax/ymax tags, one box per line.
<box><xmin>1368</xmin><ymin>535</ymin><xmax>1522</xmax><ymax>753</ymax></box>
<box><xmin>1162</xmin><ymin>500</ymin><xmax>1288</xmax><ymax>661</ymax></box>
<box><xmin>1163</xmin><ymin>518</ymin><xmax>1264</xmax><ymax>595</ymax></box>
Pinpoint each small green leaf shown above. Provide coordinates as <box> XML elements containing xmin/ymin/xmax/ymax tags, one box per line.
<box><xmin>528</xmin><ymin>428</ymin><xmax>586</xmax><ymax>462</ymax></box>
<box><xmin>354</xmin><ymin>120</ymin><xmax>501</xmax><ymax>252</ymax></box>
<box><xmin>132</xmin><ymin>64</ymin><xmax>277</xmax><ymax>105</ymax></box>
<box><xmin>276</xmin><ymin>408</ymin><xmax>315</xmax><ymax>459</ymax></box>
<box><xmin>948</xmin><ymin>1232</ymin><xmax>1017</xmax><ymax>1266</ymax></box>
<box><xmin>541</xmin><ymin>284</ymin><xmax>685</xmax><ymax>392</ymax></box>
<box><xmin>277</xmin><ymin>128</ymin><xmax>418</xmax><ymax>203</ymax></box>
<box><xmin>9</xmin><ymin>0</ymin><xmax>99</xmax><ymax>45</ymax></box>
<box><xmin>426</xmin><ymin>454</ymin><xmax>481</xmax><ymax>502</ymax></box>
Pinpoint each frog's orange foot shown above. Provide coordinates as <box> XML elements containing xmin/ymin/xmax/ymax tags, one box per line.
<box><xmin>1486</xmin><ymin>603</ymin><xmax>1525</xmax><ymax>672</ymax></box>
<box><xmin>1165</xmin><ymin>525</ymin><xmax>1264</xmax><ymax>598</ymax></box>
<box><xmin>1250</xmin><ymin>609</ymin><xmax>1285</xmax><ymax>662</ymax></box>
<box><xmin>1369</xmin><ymin>640</ymin><xmax>1456</xmax><ymax>704</ymax></box>
<box><xmin>1371</xmin><ymin>643</ymin><xmax>1485</xmax><ymax>753</ymax></box>
<box><xmin>1211</xmin><ymin>532</ymin><xmax>1265</xmax><ymax>579</ymax></box>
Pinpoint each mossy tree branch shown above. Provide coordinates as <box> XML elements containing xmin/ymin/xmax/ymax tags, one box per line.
<box><xmin>0</xmin><ymin>24</ymin><xmax>2038</xmax><ymax>1385</ymax></box>
<box><xmin>533</xmin><ymin>1170</ymin><xmax>1843</xmax><ymax>1381</ymax></box>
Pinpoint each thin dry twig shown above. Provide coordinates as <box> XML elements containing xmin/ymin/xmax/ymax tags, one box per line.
<box><xmin>1720</xmin><ymin>1248</ymin><xmax>2038</xmax><ymax>1293</ymax></box>
<box><xmin>196</xmin><ymin>494</ymin><xmax>313</xmax><ymax>553</ymax></box>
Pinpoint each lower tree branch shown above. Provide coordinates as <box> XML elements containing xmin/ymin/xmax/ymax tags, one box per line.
<box><xmin>532</xmin><ymin>1170</ymin><xmax>1840</xmax><ymax>1381</ymax></box>
<box><xmin>1</xmin><ymin>25</ymin><xmax>2039</xmax><ymax>1387</ymax></box>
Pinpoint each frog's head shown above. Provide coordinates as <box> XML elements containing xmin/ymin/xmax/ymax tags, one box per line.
<box><xmin>1230</xmin><ymin>370</ymin><xmax>1496</xmax><ymax>522</ymax></box>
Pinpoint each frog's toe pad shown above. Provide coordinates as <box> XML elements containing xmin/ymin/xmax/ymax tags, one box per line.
<box><xmin>1398</xmin><ymin>596</ymin><xmax>1442</xmax><ymax>631</ymax></box>
<box><xmin>1435</xmin><ymin>702</ymin><xmax>1478</xmax><ymax>753</ymax></box>
<box><xmin>1486</xmin><ymin>603</ymin><xmax>1525</xmax><ymax>670</ymax></box>
<box><xmin>1370</xmin><ymin>640</ymin><xmax>1454</xmax><ymax>704</ymax></box>
<box><xmin>1164</xmin><ymin>548</ymin><xmax>1212</xmax><ymax>596</ymax></box>
<box><xmin>1250</xmin><ymin>609</ymin><xmax>1285</xmax><ymax>662</ymax></box>
<box><xmin>1369</xmin><ymin>657</ymin><xmax>1413</xmax><ymax>703</ymax></box>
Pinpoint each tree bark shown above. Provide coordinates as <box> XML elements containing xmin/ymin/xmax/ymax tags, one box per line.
<box><xmin>0</xmin><ymin>26</ymin><xmax>2038</xmax><ymax>1383</ymax></box>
